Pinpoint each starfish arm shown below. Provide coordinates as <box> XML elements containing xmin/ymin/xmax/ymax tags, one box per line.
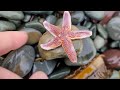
<box><xmin>40</xmin><ymin>37</ymin><xmax>61</xmax><ymax>50</ymax></box>
<box><xmin>43</xmin><ymin>21</ymin><xmax>61</xmax><ymax>37</ymax></box>
<box><xmin>62</xmin><ymin>37</ymin><xmax>77</xmax><ymax>63</ymax></box>
<box><xmin>62</xmin><ymin>11</ymin><xmax>71</xmax><ymax>31</ymax></box>
<box><xmin>68</xmin><ymin>30</ymin><xmax>92</xmax><ymax>40</ymax></box>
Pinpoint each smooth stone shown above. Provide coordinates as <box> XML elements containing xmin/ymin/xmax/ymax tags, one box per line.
<box><xmin>23</xmin><ymin>11</ymin><xmax>53</xmax><ymax>15</ymax></box>
<box><xmin>110</xmin><ymin>70</ymin><xmax>120</xmax><ymax>79</ymax></box>
<box><xmin>90</xmin><ymin>24</ymin><xmax>97</xmax><ymax>39</ymax></box>
<box><xmin>38</xmin><ymin>25</ymin><xmax>83</xmax><ymax>60</ymax></box>
<box><xmin>71</xmin><ymin>11</ymin><xmax>84</xmax><ymax>25</ymax></box>
<box><xmin>25</xmin><ymin>21</ymin><xmax>46</xmax><ymax>33</ymax></box>
<box><xmin>97</xmin><ymin>24</ymin><xmax>108</xmax><ymax>39</ymax></box>
<box><xmin>85</xmin><ymin>11</ymin><xmax>105</xmax><ymax>20</ymax></box>
<box><xmin>46</xmin><ymin>15</ymin><xmax>57</xmax><ymax>24</ymax></box>
<box><xmin>55</xmin><ymin>18</ymin><xmax>63</xmax><ymax>26</ymax></box>
<box><xmin>110</xmin><ymin>41</ymin><xmax>119</xmax><ymax>48</ymax></box>
<box><xmin>99</xmin><ymin>46</ymin><xmax>108</xmax><ymax>53</ymax></box>
<box><xmin>9</xmin><ymin>20</ymin><xmax>21</xmax><ymax>27</ymax></box>
<box><xmin>23</xmin><ymin>14</ymin><xmax>31</xmax><ymax>22</ymax></box>
<box><xmin>107</xmin><ymin>17</ymin><xmax>120</xmax><ymax>40</ymax></box>
<box><xmin>76</xmin><ymin>25</ymin><xmax>88</xmax><ymax>30</ymax></box>
<box><xmin>0</xmin><ymin>11</ymin><xmax>24</xmax><ymax>20</ymax></box>
<box><xmin>94</xmin><ymin>35</ymin><xmax>105</xmax><ymax>50</ymax></box>
<box><xmin>2</xmin><ymin>45</ymin><xmax>35</xmax><ymax>77</ymax></box>
<box><xmin>64</xmin><ymin>38</ymin><xmax>96</xmax><ymax>66</ymax></box>
<box><xmin>84</xmin><ymin>21</ymin><xmax>92</xmax><ymax>29</ymax></box>
<box><xmin>103</xmin><ymin>49</ymin><xmax>120</xmax><ymax>69</ymax></box>
<box><xmin>33</xmin><ymin>60</ymin><xmax>57</xmax><ymax>75</ymax></box>
<box><xmin>0</xmin><ymin>20</ymin><xmax>16</xmax><ymax>31</ymax></box>
<box><xmin>49</xmin><ymin>67</ymin><xmax>71</xmax><ymax>79</ymax></box>
<box><xmin>20</xmin><ymin>28</ymin><xmax>42</xmax><ymax>45</ymax></box>
<box><xmin>0</xmin><ymin>57</ymin><xmax>4</xmax><ymax>66</ymax></box>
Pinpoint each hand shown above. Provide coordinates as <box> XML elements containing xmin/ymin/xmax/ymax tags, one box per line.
<box><xmin>0</xmin><ymin>31</ymin><xmax>48</xmax><ymax>79</ymax></box>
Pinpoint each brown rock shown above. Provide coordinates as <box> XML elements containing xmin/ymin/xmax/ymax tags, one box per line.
<box><xmin>38</xmin><ymin>25</ymin><xmax>83</xmax><ymax>60</ymax></box>
<box><xmin>103</xmin><ymin>49</ymin><xmax>120</xmax><ymax>69</ymax></box>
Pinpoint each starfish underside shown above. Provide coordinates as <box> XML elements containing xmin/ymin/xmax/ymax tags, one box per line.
<box><xmin>40</xmin><ymin>11</ymin><xmax>92</xmax><ymax>63</ymax></box>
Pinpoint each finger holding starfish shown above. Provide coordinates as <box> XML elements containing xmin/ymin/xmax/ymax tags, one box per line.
<box><xmin>40</xmin><ymin>11</ymin><xmax>92</xmax><ymax>63</ymax></box>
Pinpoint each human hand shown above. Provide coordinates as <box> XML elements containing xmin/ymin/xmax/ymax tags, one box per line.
<box><xmin>0</xmin><ymin>31</ymin><xmax>48</xmax><ymax>79</ymax></box>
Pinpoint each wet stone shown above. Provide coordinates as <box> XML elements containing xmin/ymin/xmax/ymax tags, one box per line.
<box><xmin>110</xmin><ymin>70</ymin><xmax>120</xmax><ymax>79</ymax></box>
<box><xmin>103</xmin><ymin>49</ymin><xmax>120</xmax><ymax>69</ymax></box>
<box><xmin>90</xmin><ymin>24</ymin><xmax>97</xmax><ymax>39</ymax></box>
<box><xmin>97</xmin><ymin>24</ymin><xmax>108</xmax><ymax>39</ymax></box>
<box><xmin>85</xmin><ymin>11</ymin><xmax>105</xmax><ymax>20</ymax></box>
<box><xmin>71</xmin><ymin>11</ymin><xmax>85</xmax><ymax>25</ymax></box>
<box><xmin>25</xmin><ymin>21</ymin><xmax>46</xmax><ymax>34</ymax></box>
<box><xmin>2</xmin><ymin>45</ymin><xmax>35</xmax><ymax>77</ymax></box>
<box><xmin>49</xmin><ymin>66</ymin><xmax>71</xmax><ymax>79</ymax></box>
<box><xmin>94</xmin><ymin>35</ymin><xmax>105</xmax><ymax>50</ymax></box>
<box><xmin>32</xmin><ymin>60</ymin><xmax>57</xmax><ymax>75</ymax></box>
<box><xmin>0</xmin><ymin>11</ymin><xmax>24</xmax><ymax>20</ymax></box>
<box><xmin>55</xmin><ymin>18</ymin><xmax>63</xmax><ymax>26</ymax></box>
<box><xmin>110</xmin><ymin>41</ymin><xmax>120</xmax><ymax>48</ymax></box>
<box><xmin>0</xmin><ymin>20</ymin><xmax>16</xmax><ymax>31</ymax></box>
<box><xmin>64</xmin><ymin>38</ymin><xmax>96</xmax><ymax>66</ymax></box>
<box><xmin>84</xmin><ymin>21</ymin><xmax>92</xmax><ymax>29</ymax></box>
<box><xmin>46</xmin><ymin>15</ymin><xmax>57</xmax><ymax>24</ymax></box>
<box><xmin>9</xmin><ymin>20</ymin><xmax>21</xmax><ymax>27</ymax></box>
<box><xmin>20</xmin><ymin>28</ymin><xmax>42</xmax><ymax>45</ymax></box>
<box><xmin>23</xmin><ymin>14</ymin><xmax>31</xmax><ymax>22</ymax></box>
<box><xmin>107</xmin><ymin>16</ymin><xmax>120</xmax><ymax>40</ymax></box>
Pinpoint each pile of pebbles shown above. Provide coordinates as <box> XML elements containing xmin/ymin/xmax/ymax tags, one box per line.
<box><xmin>0</xmin><ymin>11</ymin><xmax>120</xmax><ymax>79</ymax></box>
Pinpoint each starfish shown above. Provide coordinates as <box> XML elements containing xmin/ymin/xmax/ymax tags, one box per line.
<box><xmin>40</xmin><ymin>11</ymin><xmax>92</xmax><ymax>63</ymax></box>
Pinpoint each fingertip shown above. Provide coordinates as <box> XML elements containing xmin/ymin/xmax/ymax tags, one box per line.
<box><xmin>29</xmin><ymin>71</ymin><xmax>48</xmax><ymax>79</ymax></box>
<box><xmin>0</xmin><ymin>67</ymin><xmax>22</xmax><ymax>79</ymax></box>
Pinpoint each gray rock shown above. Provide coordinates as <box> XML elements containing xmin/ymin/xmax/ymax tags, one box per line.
<box><xmin>0</xmin><ymin>11</ymin><xmax>24</xmax><ymax>20</ymax></box>
<box><xmin>110</xmin><ymin>41</ymin><xmax>120</xmax><ymax>48</ymax></box>
<box><xmin>23</xmin><ymin>11</ymin><xmax>53</xmax><ymax>15</ymax></box>
<box><xmin>33</xmin><ymin>60</ymin><xmax>57</xmax><ymax>75</ymax></box>
<box><xmin>23</xmin><ymin>14</ymin><xmax>31</xmax><ymax>22</ymax></box>
<box><xmin>84</xmin><ymin>21</ymin><xmax>92</xmax><ymax>29</ymax></box>
<box><xmin>90</xmin><ymin>24</ymin><xmax>97</xmax><ymax>39</ymax></box>
<box><xmin>46</xmin><ymin>15</ymin><xmax>57</xmax><ymax>24</ymax></box>
<box><xmin>55</xmin><ymin>18</ymin><xmax>63</xmax><ymax>26</ymax></box>
<box><xmin>110</xmin><ymin>70</ymin><xmax>120</xmax><ymax>79</ymax></box>
<box><xmin>25</xmin><ymin>21</ymin><xmax>46</xmax><ymax>33</ymax></box>
<box><xmin>2</xmin><ymin>45</ymin><xmax>35</xmax><ymax>77</ymax></box>
<box><xmin>0</xmin><ymin>20</ymin><xmax>16</xmax><ymax>31</ymax></box>
<box><xmin>107</xmin><ymin>16</ymin><xmax>120</xmax><ymax>40</ymax></box>
<box><xmin>71</xmin><ymin>11</ymin><xmax>84</xmax><ymax>25</ymax></box>
<box><xmin>9</xmin><ymin>20</ymin><xmax>21</xmax><ymax>27</ymax></box>
<box><xmin>64</xmin><ymin>38</ymin><xmax>96</xmax><ymax>66</ymax></box>
<box><xmin>85</xmin><ymin>11</ymin><xmax>105</xmax><ymax>20</ymax></box>
<box><xmin>94</xmin><ymin>35</ymin><xmax>105</xmax><ymax>50</ymax></box>
<box><xmin>99</xmin><ymin>46</ymin><xmax>108</xmax><ymax>53</ymax></box>
<box><xmin>49</xmin><ymin>67</ymin><xmax>71</xmax><ymax>79</ymax></box>
<box><xmin>97</xmin><ymin>24</ymin><xmax>108</xmax><ymax>39</ymax></box>
<box><xmin>20</xmin><ymin>28</ymin><xmax>42</xmax><ymax>45</ymax></box>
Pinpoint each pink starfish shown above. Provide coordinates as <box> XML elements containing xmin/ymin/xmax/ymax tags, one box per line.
<box><xmin>40</xmin><ymin>11</ymin><xmax>92</xmax><ymax>63</ymax></box>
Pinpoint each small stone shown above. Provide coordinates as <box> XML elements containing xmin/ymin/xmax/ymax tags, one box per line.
<box><xmin>0</xmin><ymin>11</ymin><xmax>24</xmax><ymax>20</ymax></box>
<box><xmin>84</xmin><ymin>21</ymin><xmax>92</xmax><ymax>29</ymax></box>
<box><xmin>103</xmin><ymin>49</ymin><xmax>120</xmax><ymax>69</ymax></box>
<box><xmin>2</xmin><ymin>45</ymin><xmax>35</xmax><ymax>77</ymax></box>
<box><xmin>110</xmin><ymin>70</ymin><xmax>120</xmax><ymax>79</ymax></box>
<box><xmin>23</xmin><ymin>14</ymin><xmax>31</xmax><ymax>22</ymax></box>
<box><xmin>99</xmin><ymin>46</ymin><xmax>108</xmax><ymax>53</ymax></box>
<box><xmin>33</xmin><ymin>60</ymin><xmax>57</xmax><ymax>75</ymax></box>
<box><xmin>64</xmin><ymin>38</ymin><xmax>96</xmax><ymax>66</ymax></box>
<box><xmin>97</xmin><ymin>24</ymin><xmax>108</xmax><ymax>39</ymax></box>
<box><xmin>38</xmin><ymin>25</ymin><xmax>83</xmax><ymax>60</ymax></box>
<box><xmin>49</xmin><ymin>67</ymin><xmax>71</xmax><ymax>79</ymax></box>
<box><xmin>94</xmin><ymin>35</ymin><xmax>105</xmax><ymax>50</ymax></box>
<box><xmin>90</xmin><ymin>24</ymin><xmax>97</xmax><ymax>39</ymax></box>
<box><xmin>107</xmin><ymin>16</ymin><xmax>120</xmax><ymax>40</ymax></box>
<box><xmin>20</xmin><ymin>28</ymin><xmax>42</xmax><ymax>45</ymax></box>
<box><xmin>0</xmin><ymin>20</ymin><xmax>16</xmax><ymax>31</ymax></box>
<box><xmin>55</xmin><ymin>18</ymin><xmax>63</xmax><ymax>26</ymax></box>
<box><xmin>25</xmin><ymin>21</ymin><xmax>46</xmax><ymax>33</ymax></box>
<box><xmin>85</xmin><ymin>11</ymin><xmax>105</xmax><ymax>20</ymax></box>
<box><xmin>71</xmin><ymin>11</ymin><xmax>84</xmax><ymax>25</ymax></box>
<box><xmin>23</xmin><ymin>11</ymin><xmax>53</xmax><ymax>15</ymax></box>
<box><xmin>110</xmin><ymin>41</ymin><xmax>119</xmax><ymax>48</ymax></box>
<box><xmin>9</xmin><ymin>20</ymin><xmax>21</xmax><ymax>27</ymax></box>
<box><xmin>46</xmin><ymin>15</ymin><xmax>57</xmax><ymax>24</ymax></box>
